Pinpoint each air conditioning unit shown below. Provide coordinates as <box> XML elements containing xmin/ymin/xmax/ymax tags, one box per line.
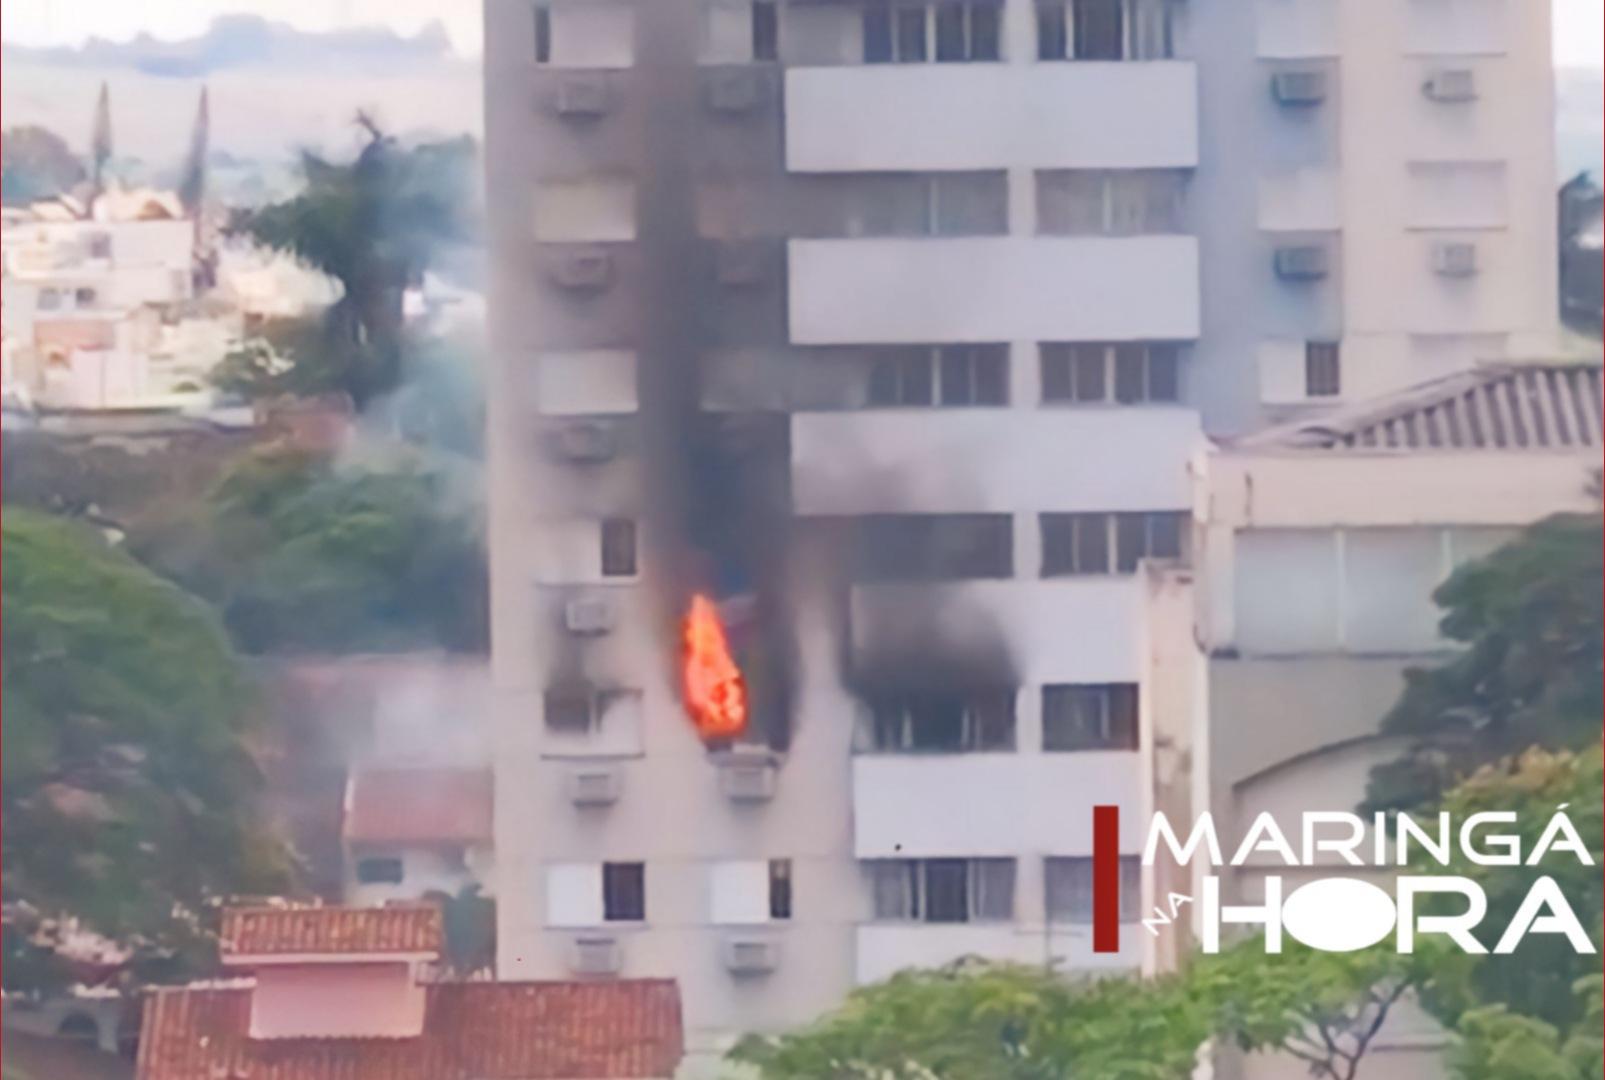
<box><xmin>722</xmin><ymin>934</ymin><xmax>780</xmax><ymax>975</ymax></box>
<box><xmin>1271</xmin><ymin>69</ymin><xmax>1328</xmax><ymax>106</ymax></box>
<box><xmin>1431</xmin><ymin>240</ymin><xmax>1479</xmax><ymax>278</ymax></box>
<box><xmin>549</xmin><ymin>421</ymin><xmax>617</xmax><ymax>464</ymax></box>
<box><xmin>551</xmin><ymin>250</ymin><xmax>614</xmax><ymax>290</ymax></box>
<box><xmin>570</xmin><ymin>935</ymin><xmax>622</xmax><ymax>976</ymax></box>
<box><xmin>1423</xmin><ymin>68</ymin><xmax>1477</xmax><ymax>103</ymax></box>
<box><xmin>716</xmin><ymin>751</ymin><xmax>778</xmax><ymax>802</ymax></box>
<box><xmin>566</xmin><ymin>766</ymin><xmax>622</xmax><ymax>806</ymax></box>
<box><xmin>553</xmin><ymin>76</ymin><xmax>610</xmax><ymax>118</ymax></box>
<box><xmin>706</xmin><ymin>69</ymin><xmax>763</xmax><ymax>113</ymax></box>
<box><xmin>1274</xmin><ymin>244</ymin><xmax>1330</xmax><ymax>281</ymax></box>
<box><xmin>715</xmin><ymin>243</ymin><xmax>765</xmax><ymax>287</ymax></box>
<box><xmin>564</xmin><ymin>596</ymin><xmax>617</xmax><ymax>635</ymax></box>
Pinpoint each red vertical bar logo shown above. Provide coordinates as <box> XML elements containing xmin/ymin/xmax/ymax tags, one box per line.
<box><xmin>1092</xmin><ymin>804</ymin><xmax>1121</xmax><ymax>953</ymax></box>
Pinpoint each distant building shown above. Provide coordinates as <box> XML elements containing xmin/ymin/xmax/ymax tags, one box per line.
<box><xmin>135</xmin><ymin>905</ymin><xmax>685</xmax><ymax>1080</ymax></box>
<box><xmin>342</xmin><ymin>767</ymin><xmax>494</xmax><ymax>906</ymax></box>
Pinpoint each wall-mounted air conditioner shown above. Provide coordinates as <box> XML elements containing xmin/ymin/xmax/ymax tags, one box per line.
<box><xmin>1271</xmin><ymin>69</ymin><xmax>1328</xmax><ymax>106</ymax></box>
<box><xmin>570</xmin><ymin>935</ymin><xmax>622</xmax><ymax>976</ymax></box>
<box><xmin>715</xmin><ymin>750</ymin><xmax>778</xmax><ymax>802</ymax></box>
<box><xmin>715</xmin><ymin>243</ymin><xmax>766</xmax><ymax>287</ymax></box>
<box><xmin>1423</xmin><ymin>69</ymin><xmax>1477</xmax><ymax>103</ymax></box>
<box><xmin>548</xmin><ymin>421</ymin><xmax>617</xmax><ymax>464</ymax></box>
<box><xmin>706</xmin><ymin>69</ymin><xmax>763</xmax><ymax>114</ymax></box>
<box><xmin>721</xmin><ymin>934</ymin><xmax>780</xmax><ymax>975</ymax></box>
<box><xmin>553</xmin><ymin>76</ymin><xmax>610</xmax><ymax>118</ymax></box>
<box><xmin>566</xmin><ymin>766</ymin><xmax>622</xmax><ymax>806</ymax></box>
<box><xmin>551</xmin><ymin>250</ymin><xmax>613</xmax><ymax>290</ymax></box>
<box><xmin>564</xmin><ymin>596</ymin><xmax>617</xmax><ymax>635</ymax></box>
<box><xmin>1273</xmin><ymin>244</ymin><xmax>1330</xmax><ymax>281</ymax></box>
<box><xmin>1431</xmin><ymin>240</ymin><xmax>1479</xmax><ymax>278</ymax></box>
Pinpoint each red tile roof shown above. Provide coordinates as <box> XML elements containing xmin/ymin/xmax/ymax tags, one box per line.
<box><xmin>136</xmin><ymin>980</ymin><xmax>685</xmax><ymax>1080</ymax></box>
<box><xmin>343</xmin><ymin>768</ymin><xmax>493</xmax><ymax>845</ymax></box>
<box><xmin>220</xmin><ymin>905</ymin><xmax>443</xmax><ymax>959</ymax></box>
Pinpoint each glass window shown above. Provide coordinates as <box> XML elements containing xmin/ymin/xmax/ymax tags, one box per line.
<box><xmin>1042</xmin><ymin>684</ymin><xmax>1139</xmax><ymax>751</ymax></box>
<box><xmin>1306</xmin><ymin>341</ymin><xmax>1342</xmax><ymax>397</ymax></box>
<box><xmin>355</xmin><ymin>856</ymin><xmax>404</xmax><ymax>885</ymax></box>
<box><xmin>1045</xmin><ymin>856</ymin><xmax>1140</xmax><ymax>923</ymax></box>
<box><xmin>752</xmin><ymin>0</ymin><xmax>779</xmax><ymax>60</ymax></box>
<box><xmin>769</xmin><ymin>859</ymin><xmax>793</xmax><ymax>919</ymax></box>
<box><xmin>601</xmin><ymin>519</ymin><xmax>637</xmax><ymax>577</ymax></box>
<box><xmin>896</xmin><ymin>6</ymin><xmax>928</xmax><ymax>61</ymax></box>
<box><xmin>534</xmin><ymin>4</ymin><xmax>552</xmax><ymax>62</ymax></box>
<box><xmin>864</xmin><ymin>3</ymin><xmax>895</xmax><ymax>61</ymax></box>
<box><xmin>602</xmin><ymin>862</ymin><xmax>646</xmax><ymax>921</ymax></box>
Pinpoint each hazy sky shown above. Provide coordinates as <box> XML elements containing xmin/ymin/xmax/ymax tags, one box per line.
<box><xmin>3</xmin><ymin>0</ymin><xmax>1603</xmax><ymax>66</ymax></box>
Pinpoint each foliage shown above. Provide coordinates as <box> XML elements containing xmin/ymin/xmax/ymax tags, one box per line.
<box><xmin>1406</xmin><ymin>744</ymin><xmax>1604</xmax><ymax>1033</ymax></box>
<box><xmin>1</xmin><ymin>125</ymin><xmax>86</xmax><ymax>205</ymax></box>
<box><xmin>132</xmin><ymin>446</ymin><xmax>487</xmax><ymax>654</ymax></box>
<box><xmin>235</xmin><ymin>120</ymin><xmax>479</xmax><ymax>407</ymax></box>
<box><xmin>1364</xmin><ymin>510</ymin><xmax>1603</xmax><ymax>812</ymax></box>
<box><xmin>1448</xmin><ymin>1005</ymin><xmax>1585</xmax><ymax>1080</ymax></box>
<box><xmin>1</xmin><ymin>509</ymin><xmax>291</xmax><ymax>990</ymax></box>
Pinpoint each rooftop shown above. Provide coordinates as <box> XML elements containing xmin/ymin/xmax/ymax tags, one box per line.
<box><xmin>1234</xmin><ymin>361</ymin><xmax>1605</xmax><ymax>453</ymax></box>
<box><xmin>136</xmin><ymin>980</ymin><xmax>685</xmax><ymax>1080</ymax></box>
<box><xmin>343</xmin><ymin>768</ymin><xmax>493</xmax><ymax>846</ymax></box>
<box><xmin>219</xmin><ymin>904</ymin><xmax>443</xmax><ymax>960</ymax></box>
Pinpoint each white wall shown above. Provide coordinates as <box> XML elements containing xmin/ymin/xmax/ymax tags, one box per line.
<box><xmin>785</xmin><ymin>64</ymin><xmax>1198</xmax><ymax>173</ymax></box>
<box><xmin>789</xmin><ymin>237</ymin><xmax>1201</xmax><ymax>345</ymax></box>
<box><xmin>857</xmin><ymin>922</ymin><xmax>1142</xmax><ymax>984</ymax></box>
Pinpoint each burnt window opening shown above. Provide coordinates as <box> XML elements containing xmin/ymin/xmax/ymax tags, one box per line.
<box><xmin>865</xmin><ymin>2</ymin><xmax>1002</xmax><ymax>63</ymax></box>
<box><xmin>769</xmin><ymin>859</ymin><xmax>793</xmax><ymax>919</ymax></box>
<box><xmin>867</xmin><ymin>345</ymin><xmax>1008</xmax><ymax>407</ymax></box>
<box><xmin>855</xmin><ymin>514</ymin><xmax>1014</xmax><ymax>582</ymax></box>
<box><xmin>602</xmin><ymin>862</ymin><xmax>646</xmax><ymax>921</ymax></box>
<box><xmin>534</xmin><ymin>3</ymin><xmax>553</xmax><ymax>63</ymax></box>
<box><xmin>354</xmin><ymin>856</ymin><xmax>405</xmax><ymax>885</ymax></box>
<box><xmin>600</xmin><ymin>518</ymin><xmax>638</xmax><ymax>577</ymax></box>
<box><xmin>1306</xmin><ymin>341</ymin><xmax>1342</xmax><ymax>398</ymax></box>
<box><xmin>1045</xmin><ymin>855</ymin><xmax>1142</xmax><ymax>922</ymax></box>
<box><xmin>544</xmin><ymin>687</ymin><xmax>639</xmax><ymax>739</ymax></box>
<box><xmin>1042</xmin><ymin>343</ymin><xmax>1180</xmax><ymax>404</ymax></box>
<box><xmin>868</xmin><ymin>689</ymin><xmax>1016</xmax><ymax>752</ymax></box>
<box><xmin>1041</xmin><ymin>511</ymin><xmax>1187</xmax><ymax>576</ymax></box>
<box><xmin>1042</xmin><ymin>683</ymin><xmax>1139</xmax><ymax>751</ymax></box>
<box><xmin>752</xmin><ymin>0</ymin><xmax>780</xmax><ymax>61</ymax></box>
<box><xmin>869</xmin><ymin>858</ymin><xmax>1015</xmax><ymax>922</ymax></box>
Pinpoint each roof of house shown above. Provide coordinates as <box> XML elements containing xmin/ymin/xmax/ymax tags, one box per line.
<box><xmin>219</xmin><ymin>905</ymin><xmax>443</xmax><ymax>959</ymax></box>
<box><xmin>136</xmin><ymin>980</ymin><xmax>685</xmax><ymax>1080</ymax></box>
<box><xmin>343</xmin><ymin>768</ymin><xmax>493</xmax><ymax>846</ymax></box>
<box><xmin>1234</xmin><ymin>362</ymin><xmax>1605</xmax><ymax>453</ymax></box>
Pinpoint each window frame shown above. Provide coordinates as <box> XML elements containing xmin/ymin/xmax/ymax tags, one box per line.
<box><xmin>534</xmin><ymin>3</ymin><xmax>553</xmax><ymax>63</ymax></box>
<box><xmin>1044</xmin><ymin>855</ymin><xmax>1142</xmax><ymax>923</ymax></box>
<box><xmin>1041</xmin><ymin>511</ymin><xmax>1187</xmax><ymax>576</ymax></box>
<box><xmin>869</xmin><ymin>858</ymin><xmax>1016</xmax><ymax>923</ymax></box>
<box><xmin>768</xmin><ymin>858</ymin><xmax>793</xmax><ymax>920</ymax></box>
<box><xmin>602</xmin><ymin>861</ymin><xmax>646</xmax><ymax>922</ymax></box>
<box><xmin>354</xmin><ymin>855</ymin><xmax>405</xmax><ymax>886</ymax></box>
<box><xmin>1041</xmin><ymin>683</ymin><xmax>1140</xmax><ymax>751</ymax></box>
<box><xmin>1305</xmin><ymin>341</ymin><xmax>1342</xmax><ymax>398</ymax></box>
<box><xmin>866</xmin><ymin>688</ymin><xmax>1017</xmax><ymax>753</ymax></box>
<box><xmin>865</xmin><ymin>1</ymin><xmax>1004</xmax><ymax>63</ymax></box>
<box><xmin>752</xmin><ymin>0</ymin><xmax>780</xmax><ymax>61</ymax></box>
<box><xmin>1039</xmin><ymin>342</ymin><xmax>1181</xmax><ymax>405</ymax></box>
<box><xmin>600</xmin><ymin>518</ymin><xmax>638</xmax><ymax>578</ymax></box>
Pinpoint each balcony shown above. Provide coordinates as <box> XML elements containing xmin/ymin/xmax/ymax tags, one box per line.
<box><xmin>785</xmin><ymin>63</ymin><xmax>1197</xmax><ymax>173</ymax></box>
<box><xmin>788</xmin><ymin>237</ymin><xmax>1200</xmax><ymax>345</ymax></box>
<box><xmin>857</xmin><ymin>923</ymin><xmax>1144</xmax><ymax>984</ymax></box>
<box><xmin>792</xmin><ymin>408</ymin><xmax>1200</xmax><ymax>516</ymax></box>
<box><xmin>851</xmin><ymin>752</ymin><xmax>1144</xmax><ymax>858</ymax></box>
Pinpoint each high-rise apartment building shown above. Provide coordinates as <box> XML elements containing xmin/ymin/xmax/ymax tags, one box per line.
<box><xmin>484</xmin><ymin>0</ymin><xmax>1558</xmax><ymax>1061</ymax></box>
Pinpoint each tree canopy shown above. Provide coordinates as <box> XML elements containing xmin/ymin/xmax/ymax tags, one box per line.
<box><xmin>1</xmin><ymin>509</ymin><xmax>291</xmax><ymax>990</ymax></box>
<box><xmin>1</xmin><ymin>125</ymin><xmax>86</xmax><ymax>206</ymax></box>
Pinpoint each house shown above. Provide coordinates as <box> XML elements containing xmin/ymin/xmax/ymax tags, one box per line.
<box><xmin>343</xmin><ymin>767</ymin><xmax>495</xmax><ymax>905</ymax></box>
<box><xmin>136</xmin><ymin>905</ymin><xmax>685</xmax><ymax>1080</ymax></box>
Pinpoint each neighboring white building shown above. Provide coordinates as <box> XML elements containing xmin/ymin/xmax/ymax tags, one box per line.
<box><xmin>482</xmin><ymin>0</ymin><xmax>1562</xmax><ymax>1066</ymax></box>
<box><xmin>343</xmin><ymin>767</ymin><xmax>495</xmax><ymax>907</ymax></box>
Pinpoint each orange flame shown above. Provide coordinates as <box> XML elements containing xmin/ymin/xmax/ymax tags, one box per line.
<box><xmin>681</xmin><ymin>593</ymin><xmax>748</xmax><ymax>740</ymax></box>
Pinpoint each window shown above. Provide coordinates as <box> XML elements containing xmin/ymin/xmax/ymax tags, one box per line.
<box><xmin>1040</xmin><ymin>343</ymin><xmax>1180</xmax><ymax>404</ymax></box>
<box><xmin>855</xmin><ymin>514</ymin><xmax>1013</xmax><ymax>581</ymax></box>
<box><xmin>534</xmin><ymin>3</ymin><xmax>552</xmax><ymax>62</ymax></box>
<box><xmin>1042</xmin><ymin>684</ymin><xmax>1138</xmax><ymax>751</ymax></box>
<box><xmin>603</xmin><ymin>862</ymin><xmax>646</xmax><ymax>921</ymax></box>
<box><xmin>73</xmin><ymin>287</ymin><xmax>97</xmax><ymax>307</ymax></box>
<box><xmin>835</xmin><ymin>173</ymin><xmax>1007</xmax><ymax>239</ymax></box>
<box><xmin>865</xmin><ymin>2</ymin><xmax>1001</xmax><ymax>63</ymax></box>
<box><xmin>354</xmin><ymin>856</ymin><xmax>405</xmax><ymax>885</ymax></box>
<box><xmin>867</xmin><ymin>689</ymin><xmax>1016</xmax><ymax>752</ymax></box>
<box><xmin>37</xmin><ymin>288</ymin><xmax>62</xmax><ymax>311</ymax></box>
<box><xmin>1037</xmin><ymin>0</ymin><xmax>1175</xmax><ymax>60</ymax></box>
<box><xmin>1045</xmin><ymin>856</ymin><xmax>1141</xmax><ymax>923</ymax></box>
<box><xmin>601</xmin><ymin>518</ymin><xmax>637</xmax><ymax>576</ymax></box>
<box><xmin>869</xmin><ymin>859</ymin><xmax>1015</xmax><ymax>922</ymax></box>
<box><xmin>1305</xmin><ymin>341</ymin><xmax>1341</xmax><ymax>398</ymax></box>
<box><xmin>769</xmin><ymin>859</ymin><xmax>793</xmax><ymax>919</ymax></box>
<box><xmin>544</xmin><ymin>687</ymin><xmax>641</xmax><ymax>738</ymax></box>
<box><xmin>1036</xmin><ymin>170</ymin><xmax>1186</xmax><ymax>236</ymax></box>
<box><xmin>1041</xmin><ymin>512</ymin><xmax>1186</xmax><ymax>576</ymax></box>
<box><xmin>868</xmin><ymin>346</ymin><xmax>1007</xmax><ymax>407</ymax></box>
<box><xmin>752</xmin><ymin>0</ymin><xmax>780</xmax><ymax>60</ymax></box>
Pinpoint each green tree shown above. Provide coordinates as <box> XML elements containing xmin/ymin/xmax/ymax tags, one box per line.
<box><xmin>1449</xmin><ymin>1006</ymin><xmax>1581</xmax><ymax>1080</ymax></box>
<box><xmin>1</xmin><ymin>126</ymin><xmax>86</xmax><ymax>206</ymax></box>
<box><xmin>1</xmin><ymin>509</ymin><xmax>291</xmax><ymax>989</ymax></box>
<box><xmin>235</xmin><ymin>119</ymin><xmax>479</xmax><ymax>408</ymax></box>
<box><xmin>1364</xmin><ymin>509</ymin><xmax>1603</xmax><ymax>812</ymax></box>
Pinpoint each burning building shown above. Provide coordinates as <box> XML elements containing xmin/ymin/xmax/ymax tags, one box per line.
<box><xmin>483</xmin><ymin>0</ymin><xmax>1561</xmax><ymax>1064</ymax></box>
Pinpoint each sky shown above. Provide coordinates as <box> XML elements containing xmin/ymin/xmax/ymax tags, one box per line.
<box><xmin>2</xmin><ymin>0</ymin><xmax>1602</xmax><ymax>67</ymax></box>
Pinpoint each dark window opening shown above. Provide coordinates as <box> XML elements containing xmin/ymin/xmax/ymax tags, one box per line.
<box><xmin>769</xmin><ymin>859</ymin><xmax>793</xmax><ymax>919</ymax></box>
<box><xmin>1074</xmin><ymin>0</ymin><xmax>1124</xmax><ymax>59</ymax></box>
<box><xmin>1040</xmin><ymin>343</ymin><xmax>1182</xmax><ymax>404</ymax></box>
<box><xmin>924</xmin><ymin>858</ymin><xmax>970</xmax><ymax>922</ymax></box>
<box><xmin>969</xmin><ymin>3</ymin><xmax>1001</xmax><ymax>59</ymax></box>
<box><xmin>869</xmin><ymin>689</ymin><xmax>1016</xmax><ymax>751</ymax></box>
<box><xmin>870</xmin><ymin>859</ymin><xmax>1013</xmax><ymax>921</ymax></box>
<box><xmin>896</xmin><ymin>5</ymin><xmax>928</xmax><ymax>61</ymax></box>
<box><xmin>601</xmin><ymin>518</ymin><xmax>637</xmax><ymax>577</ymax></box>
<box><xmin>603</xmin><ymin>862</ymin><xmax>646</xmax><ymax>921</ymax></box>
<box><xmin>868</xmin><ymin>349</ymin><xmax>936</xmax><ymax>406</ymax></box>
<box><xmin>355</xmin><ymin>856</ymin><xmax>405</xmax><ymax>885</ymax></box>
<box><xmin>753</xmin><ymin>0</ymin><xmax>780</xmax><ymax>60</ymax></box>
<box><xmin>939</xmin><ymin>345</ymin><xmax>1008</xmax><ymax>405</ymax></box>
<box><xmin>534</xmin><ymin>4</ymin><xmax>552</xmax><ymax>63</ymax></box>
<box><xmin>1037</xmin><ymin>2</ymin><xmax>1069</xmax><ymax>59</ymax></box>
<box><xmin>1306</xmin><ymin>341</ymin><xmax>1341</xmax><ymax>398</ymax></box>
<box><xmin>1042</xmin><ymin>683</ymin><xmax>1139</xmax><ymax>751</ymax></box>
<box><xmin>544</xmin><ymin>689</ymin><xmax>594</xmax><ymax>734</ymax></box>
<box><xmin>856</xmin><ymin>514</ymin><xmax>1014</xmax><ymax>582</ymax></box>
<box><xmin>935</xmin><ymin>3</ymin><xmax>967</xmax><ymax>60</ymax></box>
<box><xmin>864</xmin><ymin>3</ymin><xmax>894</xmax><ymax>61</ymax></box>
<box><xmin>1040</xmin><ymin>512</ymin><xmax>1111</xmax><ymax>575</ymax></box>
